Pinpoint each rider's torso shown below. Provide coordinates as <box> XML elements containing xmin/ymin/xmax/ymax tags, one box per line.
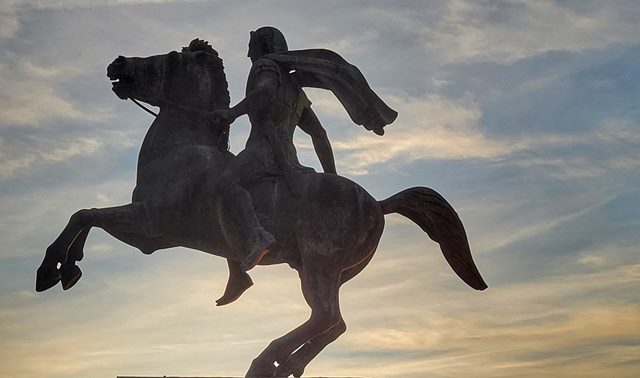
<box><xmin>244</xmin><ymin>58</ymin><xmax>309</xmax><ymax>169</ymax></box>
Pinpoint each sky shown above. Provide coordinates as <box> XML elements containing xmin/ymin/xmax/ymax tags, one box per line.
<box><xmin>0</xmin><ymin>0</ymin><xmax>639</xmax><ymax>377</ymax></box>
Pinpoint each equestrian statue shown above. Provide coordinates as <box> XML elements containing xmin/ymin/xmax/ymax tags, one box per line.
<box><xmin>36</xmin><ymin>27</ymin><xmax>487</xmax><ymax>378</ymax></box>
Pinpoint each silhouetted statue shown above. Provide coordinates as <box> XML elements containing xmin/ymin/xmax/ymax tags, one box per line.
<box><xmin>36</xmin><ymin>28</ymin><xmax>487</xmax><ymax>378</ymax></box>
<box><xmin>213</xmin><ymin>27</ymin><xmax>339</xmax><ymax>306</ymax></box>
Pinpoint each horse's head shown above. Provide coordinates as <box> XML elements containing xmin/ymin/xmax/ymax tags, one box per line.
<box><xmin>107</xmin><ymin>39</ymin><xmax>230</xmax><ymax>111</ymax></box>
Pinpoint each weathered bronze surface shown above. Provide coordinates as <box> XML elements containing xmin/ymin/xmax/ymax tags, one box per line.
<box><xmin>37</xmin><ymin>27</ymin><xmax>487</xmax><ymax>378</ymax></box>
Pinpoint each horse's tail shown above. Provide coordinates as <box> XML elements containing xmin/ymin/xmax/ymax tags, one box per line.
<box><xmin>379</xmin><ymin>187</ymin><xmax>487</xmax><ymax>291</ymax></box>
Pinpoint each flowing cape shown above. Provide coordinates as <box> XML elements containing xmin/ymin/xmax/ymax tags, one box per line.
<box><xmin>266</xmin><ymin>49</ymin><xmax>398</xmax><ymax>135</ymax></box>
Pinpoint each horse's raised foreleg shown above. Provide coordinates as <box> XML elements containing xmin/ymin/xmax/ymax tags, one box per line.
<box><xmin>53</xmin><ymin>227</ymin><xmax>91</xmax><ymax>289</ymax></box>
<box><xmin>245</xmin><ymin>258</ymin><xmax>343</xmax><ymax>377</ymax></box>
<box><xmin>67</xmin><ymin>228</ymin><xmax>89</xmax><ymax>262</ymax></box>
<box><xmin>37</xmin><ymin>202</ymin><xmax>158</xmax><ymax>292</ymax></box>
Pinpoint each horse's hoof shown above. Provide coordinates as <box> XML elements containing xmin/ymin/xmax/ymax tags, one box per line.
<box><xmin>245</xmin><ymin>356</ymin><xmax>276</xmax><ymax>377</ymax></box>
<box><xmin>61</xmin><ymin>264</ymin><xmax>82</xmax><ymax>290</ymax></box>
<box><xmin>275</xmin><ymin>358</ymin><xmax>305</xmax><ymax>378</ymax></box>
<box><xmin>36</xmin><ymin>265</ymin><xmax>61</xmax><ymax>292</ymax></box>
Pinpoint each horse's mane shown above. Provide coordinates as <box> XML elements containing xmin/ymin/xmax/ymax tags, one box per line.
<box><xmin>182</xmin><ymin>38</ymin><xmax>219</xmax><ymax>57</ymax></box>
<box><xmin>182</xmin><ymin>38</ymin><xmax>231</xmax><ymax>150</ymax></box>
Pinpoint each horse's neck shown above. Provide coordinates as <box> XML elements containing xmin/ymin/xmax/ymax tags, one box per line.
<box><xmin>141</xmin><ymin>107</ymin><xmax>216</xmax><ymax>152</ymax></box>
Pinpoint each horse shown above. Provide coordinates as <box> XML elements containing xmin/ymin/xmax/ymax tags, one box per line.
<box><xmin>36</xmin><ymin>39</ymin><xmax>487</xmax><ymax>377</ymax></box>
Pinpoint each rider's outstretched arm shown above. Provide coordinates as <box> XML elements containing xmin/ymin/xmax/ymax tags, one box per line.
<box><xmin>298</xmin><ymin>107</ymin><xmax>337</xmax><ymax>174</ymax></box>
<box><xmin>225</xmin><ymin>71</ymin><xmax>278</xmax><ymax>121</ymax></box>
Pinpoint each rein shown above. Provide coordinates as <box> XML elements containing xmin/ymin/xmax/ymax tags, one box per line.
<box><xmin>130</xmin><ymin>98</ymin><xmax>158</xmax><ymax>117</ymax></box>
<box><xmin>128</xmin><ymin>97</ymin><xmax>230</xmax><ymax>151</ymax></box>
<box><xmin>129</xmin><ymin>98</ymin><xmax>218</xmax><ymax>119</ymax></box>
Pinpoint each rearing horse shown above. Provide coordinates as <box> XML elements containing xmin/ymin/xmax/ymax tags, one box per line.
<box><xmin>36</xmin><ymin>39</ymin><xmax>487</xmax><ymax>378</ymax></box>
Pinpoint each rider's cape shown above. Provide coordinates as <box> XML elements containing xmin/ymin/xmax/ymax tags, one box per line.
<box><xmin>266</xmin><ymin>49</ymin><xmax>398</xmax><ymax>135</ymax></box>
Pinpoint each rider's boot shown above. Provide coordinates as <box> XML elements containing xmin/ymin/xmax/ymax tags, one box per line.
<box><xmin>215</xmin><ymin>181</ymin><xmax>275</xmax><ymax>304</ymax></box>
<box><xmin>241</xmin><ymin>226</ymin><xmax>276</xmax><ymax>272</ymax></box>
<box><xmin>216</xmin><ymin>260</ymin><xmax>254</xmax><ymax>306</ymax></box>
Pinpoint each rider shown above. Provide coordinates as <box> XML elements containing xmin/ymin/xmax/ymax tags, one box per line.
<box><xmin>214</xmin><ymin>27</ymin><xmax>337</xmax><ymax>305</ymax></box>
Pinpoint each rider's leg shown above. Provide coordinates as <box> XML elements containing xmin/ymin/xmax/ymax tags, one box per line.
<box><xmin>220</xmin><ymin>179</ymin><xmax>275</xmax><ymax>271</ymax></box>
<box><xmin>218</xmin><ymin>151</ymin><xmax>275</xmax><ymax>270</ymax></box>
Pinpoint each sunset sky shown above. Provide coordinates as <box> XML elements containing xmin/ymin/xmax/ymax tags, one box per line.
<box><xmin>1</xmin><ymin>1</ymin><xmax>639</xmax><ymax>377</ymax></box>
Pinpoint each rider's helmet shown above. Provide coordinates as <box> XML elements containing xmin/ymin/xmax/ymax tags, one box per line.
<box><xmin>248</xmin><ymin>26</ymin><xmax>288</xmax><ymax>62</ymax></box>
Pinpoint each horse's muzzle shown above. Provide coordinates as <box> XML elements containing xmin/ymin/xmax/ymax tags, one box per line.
<box><xmin>107</xmin><ymin>56</ymin><xmax>134</xmax><ymax>99</ymax></box>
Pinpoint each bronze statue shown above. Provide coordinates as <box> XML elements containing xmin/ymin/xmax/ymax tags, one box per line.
<box><xmin>213</xmin><ymin>27</ymin><xmax>339</xmax><ymax>305</ymax></box>
<box><xmin>36</xmin><ymin>28</ymin><xmax>487</xmax><ymax>378</ymax></box>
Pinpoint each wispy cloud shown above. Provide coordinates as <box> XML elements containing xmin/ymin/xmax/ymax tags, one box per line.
<box><xmin>0</xmin><ymin>7</ymin><xmax>19</xmax><ymax>38</ymax></box>
<box><xmin>0</xmin><ymin>137</ymin><xmax>99</xmax><ymax>176</ymax></box>
<box><xmin>367</xmin><ymin>0</ymin><xmax>640</xmax><ymax>64</ymax></box>
<box><xmin>0</xmin><ymin>128</ymin><xmax>138</xmax><ymax>177</ymax></box>
<box><xmin>2</xmin><ymin>2</ymin><xmax>639</xmax><ymax>377</ymax></box>
<box><xmin>0</xmin><ymin>55</ymin><xmax>111</xmax><ymax>127</ymax></box>
<box><xmin>313</xmin><ymin>92</ymin><xmax>640</xmax><ymax>178</ymax></box>
<box><xmin>8</xmin><ymin>0</ymin><xmax>193</xmax><ymax>11</ymax></box>
<box><xmin>329</xmin><ymin>261</ymin><xmax>640</xmax><ymax>377</ymax></box>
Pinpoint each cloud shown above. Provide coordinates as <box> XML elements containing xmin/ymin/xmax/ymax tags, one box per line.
<box><xmin>1</xmin><ymin>2</ymin><xmax>639</xmax><ymax>378</ymax></box>
<box><xmin>510</xmin><ymin>119</ymin><xmax>640</xmax><ymax>179</ymax></box>
<box><xmin>422</xmin><ymin>1</ymin><xmax>640</xmax><ymax>63</ymax></box>
<box><xmin>0</xmin><ymin>178</ymin><xmax>133</xmax><ymax>261</ymax></box>
<box><xmin>9</xmin><ymin>0</ymin><xmax>191</xmax><ymax>10</ymax></box>
<box><xmin>0</xmin><ymin>248</ymin><xmax>310</xmax><ymax>377</ymax></box>
<box><xmin>0</xmin><ymin>80</ymin><xmax>109</xmax><ymax>126</ymax></box>
<box><xmin>317</xmin><ymin>93</ymin><xmax>640</xmax><ymax>179</ymax></box>
<box><xmin>311</xmin><ymin>94</ymin><xmax>484</xmax><ymax>174</ymax></box>
<box><xmin>0</xmin><ymin>128</ymin><xmax>138</xmax><ymax>177</ymax></box>
<box><xmin>325</xmin><ymin>261</ymin><xmax>640</xmax><ymax>377</ymax></box>
<box><xmin>0</xmin><ymin>138</ymin><xmax>101</xmax><ymax>177</ymax></box>
<box><xmin>359</xmin><ymin>1</ymin><xmax>640</xmax><ymax>65</ymax></box>
<box><xmin>0</xmin><ymin>8</ymin><xmax>19</xmax><ymax>38</ymax></box>
<box><xmin>0</xmin><ymin>58</ymin><xmax>111</xmax><ymax>127</ymax></box>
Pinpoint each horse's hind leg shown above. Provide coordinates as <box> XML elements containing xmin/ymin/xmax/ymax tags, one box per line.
<box><xmin>275</xmin><ymin>251</ymin><xmax>375</xmax><ymax>377</ymax></box>
<box><xmin>276</xmin><ymin>318</ymin><xmax>346</xmax><ymax>377</ymax></box>
<box><xmin>37</xmin><ymin>203</ymin><xmax>158</xmax><ymax>292</ymax></box>
<box><xmin>245</xmin><ymin>258</ymin><xmax>343</xmax><ymax>377</ymax></box>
